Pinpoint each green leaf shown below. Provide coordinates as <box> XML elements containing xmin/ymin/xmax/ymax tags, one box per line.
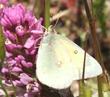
<box><xmin>0</xmin><ymin>26</ymin><xmax>5</xmax><ymax>67</ymax></box>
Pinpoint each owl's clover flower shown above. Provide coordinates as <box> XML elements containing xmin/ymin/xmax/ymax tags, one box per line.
<box><xmin>0</xmin><ymin>0</ymin><xmax>8</xmax><ymax>5</ymax></box>
<box><xmin>1</xmin><ymin>3</ymin><xmax>43</xmax><ymax>42</ymax></box>
<box><xmin>0</xmin><ymin>3</ymin><xmax>43</xmax><ymax>97</ymax></box>
<box><xmin>0</xmin><ymin>0</ymin><xmax>8</xmax><ymax>19</ymax></box>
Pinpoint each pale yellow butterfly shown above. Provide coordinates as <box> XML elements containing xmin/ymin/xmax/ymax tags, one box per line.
<box><xmin>36</xmin><ymin>30</ymin><xmax>102</xmax><ymax>89</ymax></box>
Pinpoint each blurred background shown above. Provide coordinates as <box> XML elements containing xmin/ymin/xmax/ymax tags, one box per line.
<box><xmin>10</xmin><ymin>0</ymin><xmax>110</xmax><ymax>74</ymax></box>
<box><xmin>1</xmin><ymin>0</ymin><xmax>110</xmax><ymax>97</ymax></box>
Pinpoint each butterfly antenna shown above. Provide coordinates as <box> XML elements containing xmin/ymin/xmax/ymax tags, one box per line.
<box><xmin>42</xmin><ymin>26</ymin><xmax>48</xmax><ymax>31</ymax></box>
<box><xmin>53</xmin><ymin>18</ymin><xmax>59</xmax><ymax>29</ymax></box>
<box><xmin>50</xmin><ymin>18</ymin><xmax>60</xmax><ymax>33</ymax></box>
<box><xmin>42</xmin><ymin>18</ymin><xmax>59</xmax><ymax>34</ymax></box>
<box><xmin>42</xmin><ymin>25</ymin><xmax>51</xmax><ymax>36</ymax></box>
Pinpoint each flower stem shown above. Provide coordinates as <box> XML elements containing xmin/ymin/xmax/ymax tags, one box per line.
<box><xmin>8</xmin><ymin>69</ymin><xmax>16</xmax><ymax>97</ymax></box>
<box><xmin>0</xmin><ymin>26</ymin><xmax>5</xmax><ymax>68</ymax></box>
<box><xmin>93</xmin><ymin>0</ymin><xmax>107</xmax><ymax>37</ymax></box>
<box><xmin>82</xmin><ymin>0</ymin><xmax>107</xmax><ymax>97</ymax></box>
<box><xmin>45</xmin><ymin>0</ymin><xmax>50</xmax><ymax>28</ymax></box>
<box><xmin>0</xmin><ymin>26</ymin><xmax>9</xmax><ymax>97</ymax></box>
<box><xmin>0</xmin><ymin>77</ymin><xmax>9</xmax><ymax>97</ymax></box>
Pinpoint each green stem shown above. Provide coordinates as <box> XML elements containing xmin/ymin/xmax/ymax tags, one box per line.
<box><xmin>82</xmin><ymin>0</ymin><xmax>105</xmax><ymax>97</ymax></box>
<box><xmin>34</xmin><ymin>0</ymin><xmax>41</xmax><ymax>18</ymax></box>
<box><xmin>0</xmin><ymin>26</ymin><xmax>9</xmax><ymax>97</ymax></box>
<box><xmin>8</xmin><ymin>69</ymin><xmax>16</xmax><ymax>97</ymax></box>
<box><xmin>0</xmin><ymin>78</ymin><xmax>9</xmax><ymax>97</ymax></box>
<box><xmin>82</xmin><ymin>35</ymin><xmax>88</xmax><ymax>83</ymax></box>
<box><xmin>79</xmin><ymin>36</ymin><xmax>92</xmax><ymax>97</ymax></box>
<box><xmin>0</xmin><ymin>26</ymin><xmax>5</xmax><ymax>68</ymax></box>
<box><xmin>93</xmin><ymin>0</ymin><xmax>106</xmax><ymax>37</ymax></box>
<box><xmin>45</xmin><ymin>0</ymin><xmax>50</xmax><ymax>28</ymax></box>
<box><xmin>97</xmin><ymin>77</ymin><xmax>104</xmax><ymax>97</ymax></box>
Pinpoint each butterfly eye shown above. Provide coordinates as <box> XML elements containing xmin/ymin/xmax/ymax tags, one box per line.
<box><xmin>74</xmin><ymin>50</ymin><xmax>78</xmax><ymax>54</ymax></box>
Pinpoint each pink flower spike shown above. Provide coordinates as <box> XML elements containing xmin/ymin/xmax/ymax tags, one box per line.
<box><xmin>13</xmin><ymin>80</ymin><xmax>23</xmax><ymax>86</ymax></box>
<box><xmin>19</xmin><ymin>73</ymin><xmax>33</xmax><ymax>85</ymax></box>
<box><xmin>21</xmin><ymin>60</ymin><xmax>32</xmax><ymax>68</ymax></box>
<box><xmin>1</xmin><ymin>68</ymin><xmax>9</xmax><ymax>74</ymax></box>
<box><xmin>27</xmin><ymin>62</ymin><xmax>33</xmax><ymax>67</ymax></box>
<box><xmin>5</xmin><ymin>44</ymin><xmax>16</xmax><ymax>52</ymax></box>
<box><xmin>0</xmin><ymin>0</ymin><xmax>8</xmax><ymax>5</ymax></box>
<box><xmin>24</xmin><ymin>36</ymin><xmax>35</xmax><ymax>49</ymax></box>
<box><xmin>4</xmin><ymin>31</ymin><xmax>16</xmax><ymax>41</ymax></box>
<box><xmin>17</xmin><ymin>55</ymin><xmax>25</xmax><ymax>60</ymax></box>
<box><xmin>11</xmin><ymin>67</ymin><xmax>22</xmax><ymax>72</ymax></box>
<box><xmin>30</xmin><ymin>49</ymin><xmax>36</xmax><ymax>55</ymax></box>
<box><xmin>6</xmin><ymin>52</ymin><xmax>12</xmax><ymax>58</ymax></box>
<box><xmin>16</xmin><ymin>25</ymin><xmax>25</xmax><ymax>36</ymax></box>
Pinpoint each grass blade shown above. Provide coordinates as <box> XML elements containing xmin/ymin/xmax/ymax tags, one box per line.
<box><xmin>0</xmin><ymin>26</ymin><xmax>9</xmax><ymax>96</ymax></box>
<box><xmin>0</xmin><ymin>26</ymin><xmax>5</xmax><ymax>67</ymax></box>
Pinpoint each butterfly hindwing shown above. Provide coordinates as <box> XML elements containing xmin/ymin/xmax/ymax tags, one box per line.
<box><xmin>57</xmin><ymin>34</ymin><xmax>102</xmax><ymax>78</ymax></box>
<box><xmin>36</xmin><ymin>33</ymin><xmax>102</xmax><ymax>89</ymax></box>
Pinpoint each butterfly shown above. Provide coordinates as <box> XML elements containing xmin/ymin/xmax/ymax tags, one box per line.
<box><xmin>36</xmin><ymin>30</ymin><xmax>102</xmax><ymax>89</ymax></box>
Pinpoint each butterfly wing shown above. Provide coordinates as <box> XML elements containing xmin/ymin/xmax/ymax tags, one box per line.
<box><xmin>36</xmin><ymin>33</ymin><xmax>102</xmax><ymax>89</ymax></box>
<box><xmin>57</xmin><ymin>34</ymin><xmax>102</xmax><ymax>78</ymax></box>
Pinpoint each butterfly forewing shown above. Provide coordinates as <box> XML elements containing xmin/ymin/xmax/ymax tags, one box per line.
<box><xmin>36</xmin><ymin>33</ymin><xmax>102</xmax><ymax>89</ymax></box>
